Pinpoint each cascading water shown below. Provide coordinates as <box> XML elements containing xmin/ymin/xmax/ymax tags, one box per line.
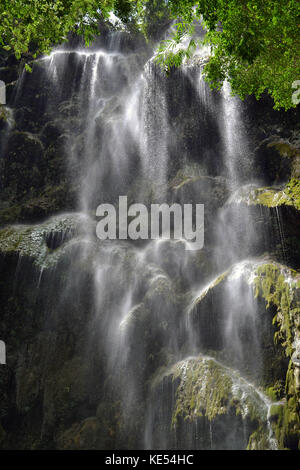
<box><xmin>0</xmin><ymin>25</ymin><xmax>298</xmax><ymax>451</ymax></box>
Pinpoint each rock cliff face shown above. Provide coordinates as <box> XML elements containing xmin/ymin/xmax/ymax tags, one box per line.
<box><xmin>0</xmin><ymin>28</ymin><xmax>299</xmax><ymax>449</ymax></box>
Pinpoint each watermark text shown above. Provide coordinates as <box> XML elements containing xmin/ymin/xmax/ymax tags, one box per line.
<box><xmin>96</xmin><ymin>196</ymin><xmax>204</xmax><ymax>251</ymax></box>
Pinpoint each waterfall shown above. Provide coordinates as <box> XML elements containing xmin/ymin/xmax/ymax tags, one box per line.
<box><xmin>1</xmin><ymin>26</ymin><xmax>297</xmax><ymax>450</ymax></box>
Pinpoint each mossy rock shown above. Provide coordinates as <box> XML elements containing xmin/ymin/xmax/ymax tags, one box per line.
<box><xmin>188</xmin><ymin>258</ymin><xmax>299</xmax><ymax>444</ymax></box>
<box><xmin>229</xmin><ymin>181</ymin><xmax>300</xmax><ymax>211</ymax></box>
<box><xmin>190</xmin><ymin>258</ymin><xmax>299</xmax><ymax>365</ymax></box>
<box><xmin>170</xmin><ymin>356</ymin><xmax>267</xmax><ymax>425</ymax></box>
<box><xmin>269</xmin><ymin>399</ymin><xmax>299</xmax><ymax>450</ymax></box>
<box><xmin>252</xmin><ymin>263</ymin><xmax>300</xmax><ymax>449</ymax></box>
<box><xmin>188</xmin><ymin>259</ymin><xmax>284</xmax><ymax>379</ymax></box>
<box><xmin>150</xmin><ymin>355</ymin><xmax>272</xmax><ymax>449</ymax></box>
<box><xmin>253</xmin><ymin>262</ymin><xmax>300</xmax><ymax>359</ymax></box>
<box><xmin>247</xmin><ymin>425</ymin><xmax>271</xmax><ymax>450</ymax></box>
<box><xmin>0</xmin><ymin>182</ymin><xmax>79</xmax><ymax>225</ymax></box>
<box><xmin>0</xmin><ymin>213</ymin><xmax>93</xmax><ymax>268</ymax></box>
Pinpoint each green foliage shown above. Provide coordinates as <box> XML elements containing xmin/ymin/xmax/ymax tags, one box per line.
<box><xmin>0</xmin><ymin>0</ymin><xmax>134</xmax><ymax>59</ymax></box>
<box><xmin>136</xmin><ymin>0</ymin><xmax>170</xmax><ymax>40</ymax></box>
<box><xmin>155</xmin><ymin>23</ymin><xmax>198</xmax><ymax>72</ymax></box>
<box><xmin>156</xmin><ymin>0</ymin><xmax>300</xmax><ymax>110</ymax></box>
<box><xmin>1</xmin><ymin>1</ymin><xmax>299</xmax><ymax>109</ymax></box>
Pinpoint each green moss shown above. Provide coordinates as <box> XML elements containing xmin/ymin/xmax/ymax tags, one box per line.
<box><xmin>186</xmin><ymin>261</ymin><xmax>299</xmax><ymax>449</ymax></box>
<box><xmin>164</xmin><ymin>356</ymin><xmax>268</xmax><ymax>432</ymax></box>
<box><xmin>253</xmin><ymin>188</ymin><xmax>291</xmax><ymax>208</ymax></box>
<box><xmin>171</xmin><ymin>358</ymin><xmax>232</xmax><ymax>425</ymax></box>
<box><xmin>0</xmin><ymin>213</ymin><xmax>88</xmax><ymax>268</ymax></box>
<box><xmin>247</xmin><ymin>425</ymin><xmax>270</xmax><ymax>450</ymax></box>
<box><xmin>266</xmin><ymin>386</ymin><xmax>281</xmax><ymax>402</ymax></box>
<box><xmin>253</xmin><ymin>263</ymin><xmax>300</xmax><ymax>449</ymax></box>
<box><xmin>253</xmin><ymin>263</ymin><xmax>300</xmax><ymax>358</ymax></box>
<box><xmin>230</xmin><ymin>180</ymin><xmax>300</xmax><ymax>211</ymax></box>
<box><xmin>269</xmin><ymin>398</ymin><xmax>299</xmax><ymax>449</ymax></box>
<box><xmin>269</xmin><ymin>404</ymin><xmax>282</xmax><ymax>421</ymax></box>
<box><xmin>284</xmin><ymin>178</ymin><xmax>300</xmax><ymax>211</ymax></box>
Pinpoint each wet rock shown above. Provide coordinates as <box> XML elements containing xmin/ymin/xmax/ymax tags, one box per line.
<box><xmin>189</xmin><ymin>260</ymin><xmax>299</xmax><ymax>386</ymax></box>
<box><xmin>169</xmin><ymin>166</ymin><xmax>229</xmax><ymax>211</ymax></box>
<box><xmin>229</xmin><ymin>184</ymin><xmax>297</xmax><ymax>210</ymax></box>
<box><xmin>148</xmin><ymin>355</ymin><xmax>272</xmax><ymax>450</ymax></box>
<box><xmin>0</xmin><ymin>213</ymin><xmax>93</xmax><ymax>268</ymax></box>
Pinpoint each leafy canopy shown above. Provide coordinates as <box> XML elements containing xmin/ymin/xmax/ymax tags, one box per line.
<box><xmin>0</xmin><ymin>1</ymin><xmax>299</xmax><ymax>109</ymax></box>
<box><xmin>155</xmin><ymin>0</ymin><xmax>300</xmax><ymax>110</ymax></box>
<box><xmin>0</xmin><ymin>0</ymin><xmax>130</xmax><ymax>59</ymax></box>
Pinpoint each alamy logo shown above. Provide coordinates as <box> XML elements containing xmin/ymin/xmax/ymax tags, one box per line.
<box><xmin>96</xmin><ymin>196</ymin><xmax>204</xmax><ymax>250</ymax></box>
<box><xmin>0</xmin><ymin>80</ymin><xmax>6</xmax><ymax>105</ymax></box>
<box><xmin>0</xmin><ymin>340</ymin><xmax>6</xmax><ymax>365</ymax></box>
